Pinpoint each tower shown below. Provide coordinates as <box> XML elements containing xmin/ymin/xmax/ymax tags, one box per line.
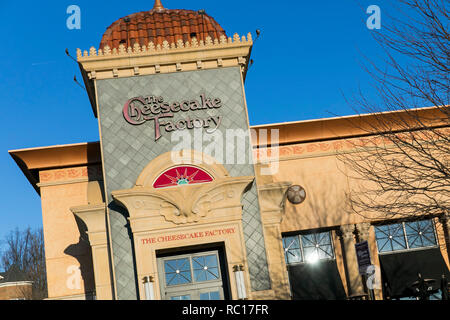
<box><xmin>76</xmin><ymin>1</ymin><xmax>273</xmax><ymax>300</ymax></box>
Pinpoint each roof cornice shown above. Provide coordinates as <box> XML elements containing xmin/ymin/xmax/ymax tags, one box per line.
<box><xmin>77</xmin><ymin>33</ymin><xmax>253</xmax><ymax>81</ymax></box>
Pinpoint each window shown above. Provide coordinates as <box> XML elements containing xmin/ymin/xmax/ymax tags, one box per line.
<box><xmin>396</xmin><ymin>290</ymin><xmax>443</xmax><ymax>301</ymax></box>
<box><xmin>163</xmin><ymin>253</ymin><xmax>221</xmax><ymax>287</ymax></box>
<box><xmin>199</xmin><ymin>291</ymin><xmax>221</xmax><ymax>300</ymax></box>
<box><xmin>192</xmin><ymin>255</ymin><xmax>220</xmax><ymax>282</ymax></box>
<box><xmin>374</xmin><ymin>219</ymin><xmax>437</xmax><ymax>253</ymax></box>
<box><xmin>170</xmin><ymin>294</ymin><xmax>190</xmax><ymax>300</ymax></box>
<box><xmin>282</xmin><ymin>231</ymin><xmax>335</xmax><ymax>265</ymax></box>
<box><xmin>158</xmin><ymin>250</ymin><xmax>225</xmax><ymax>300</ymax></box>
<box><xmin>164</xmin><ymin>258</ymin><xmax>192</xmax><ymax>286</ymax></box>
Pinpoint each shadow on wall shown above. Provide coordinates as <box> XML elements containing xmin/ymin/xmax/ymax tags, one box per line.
<box><xmin>289</xmin><ymin>170</ymin><xmax>353</xmax><ymax>229</ymax></box>
<box><xmin>64</xmin><ymin>216</ymin><xmax>96</xmax><ymax>300</ymax></box>
<box><xmin>64</xmin><ymin>159</ymin><xmax>105</xmax><ymax>300</ymax></box>
<box><xmin>107</xmin><ymin>200</ymin><xmax>141</xmax><ymax>300</ymax></box>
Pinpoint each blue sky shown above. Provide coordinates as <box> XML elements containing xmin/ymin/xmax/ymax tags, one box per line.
<box><xmin>0</xmin><ymin>0</ymin><xmax>394</xmax><ymax>253</ymax></box>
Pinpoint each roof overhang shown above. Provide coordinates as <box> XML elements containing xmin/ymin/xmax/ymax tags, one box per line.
<box><xmin>9</xmin><ymin>142</ymin><xmax>101</xmax><ymax>195</ymax></box>
<box><xmin>251</xmin><ymin>106</ymin><xmax>449</xmax><ymax>147</ymax></box>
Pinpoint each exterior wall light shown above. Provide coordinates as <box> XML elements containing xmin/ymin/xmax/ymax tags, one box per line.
<box><xmin>233</xmin><ymin>264</ymin><xmax>247</xmax><ymax>300</ymax></box>
<box><xmin>143</xmin><ymin>276</ymin><xmax>155</xmax><ymax>300</ymax></box>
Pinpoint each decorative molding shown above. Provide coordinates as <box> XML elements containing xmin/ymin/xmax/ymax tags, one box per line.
<box><xmin>77</xmin><ymin>34</ymin><xmax>252</xmax><ymax>60</ymax></box>
<box><xmin>339</xmin><ymin>224</ymin><xmax>356</xmax><ymax>241</ymax></box>
<box><xmin>39</xmin><ymin>166</ymin><xmax>102</xmax><ymax>183</ymax></box>
<box><xmin>111</xmin><ymin>150</ymin><xmax>253</xmax><ymax>225</ymax></box>
<box><xmin>71</xmin><ymin>203</ymin><xmax>107</xmax><ymax>245</ymax></box>
<box><xmin>71</xmin><ymin>203</ymin><xmax>106</xmax><ymax>220</ymax></box>
<box><xmin>439</xmin><ymin>213</ymin><xmax>450</xmax><ymax>230</ymax></box>
<box><xmin>254</xmin><ymin>127</ymin><xmax>450</xmax><ymax>162</ymax></box>
<box><xmin>258</xmin><ymin>182</ymin><xmax>292</xmax><ymax>225</ymax></box>
<box><xmin>112</xmin><ymin>176</ymin><xmax>254</xmax><ymax>225</ymax></box>
<box><xmin>76</xmin><ymin>33</ymin><xmax>253</xmax><ymax>79</ymax></box>
<box><xmin>355</xmin><ymin>222</ymin><xmax>372</xmax><ymax>241</ymax></box>
<box><xmin>135</xmin><ymin>150</ymin><xmax>229</xmax><ymax>188</ymax></box>
<box><xmin>238</xmin><ymin>57</ymin><xmax>246</xmax><ymax>65</ymax></box>
<box><xmin>37</xmin><ymin>177</ymin><xmax>90</xmax><ymax>188</ymax></box>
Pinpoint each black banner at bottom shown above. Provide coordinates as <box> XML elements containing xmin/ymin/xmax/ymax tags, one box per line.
<box><xmin>0</xmin><ymin>299</ymin><xmax>448</xmax><ymax>318</ymax></box>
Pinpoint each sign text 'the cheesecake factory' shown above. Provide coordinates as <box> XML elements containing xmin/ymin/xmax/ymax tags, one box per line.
<box><xmin>123</xmin><ymin>94</ymin><xmax>222</xmax><ymax>141</ymax></box>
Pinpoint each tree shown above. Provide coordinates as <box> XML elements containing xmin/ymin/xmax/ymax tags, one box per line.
<box><xmin>0</xmin><ymin>227</ymin><xmax>48</xmax><ymax>300</ymax></box>
<box><xmin>338</xmin><ymin>0</ymin><xmax>449</xmax><ymax>222</ymax></box>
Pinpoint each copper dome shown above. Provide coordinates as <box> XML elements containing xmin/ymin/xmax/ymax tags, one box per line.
<box><xmin>99</xmin><ymin>0</ymin><xmax>227</xmax><ymax>50</ymax></box>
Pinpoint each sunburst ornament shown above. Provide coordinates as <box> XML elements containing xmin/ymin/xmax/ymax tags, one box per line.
<box><xmin>153</xmin><ymin>166</ymin><xmax>213</xmax><ymax>189</ymax></box>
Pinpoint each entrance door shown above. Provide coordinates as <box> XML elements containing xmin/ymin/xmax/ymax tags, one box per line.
<box><xmin>157</xmin><ymin>250</ymin><xmax>225</xmax><ymax>300</ymax></box>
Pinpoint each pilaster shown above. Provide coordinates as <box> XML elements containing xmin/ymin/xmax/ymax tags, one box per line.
<box><xmin>71</xmin><ymin>203</ymin><xmax>113</xmax><ymax>300</ymax></box>
<box><xmin>438</xmin><ymin>213</ymin><xmax>450</xmax><ymax>269</ymax></box>
<box><xmin>339</xmin><ymin>224</ymin><xmax>365</xmax><ymax>297</ymax></box>
<box><xmin>258</xmin><ymin>181</ymin><xmax>292</xmax><ymax>300</ymax></box>
<box><xmin>355</xmin><ymin>222</ymin><xmax>383</xmax><ymax>300</ymax></box>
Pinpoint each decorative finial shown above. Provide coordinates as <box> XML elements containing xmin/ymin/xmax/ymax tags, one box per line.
<box><xmin>153</xmin><ymin>0</ymin><xmax>165</xmax><ymax>11</ymax></box>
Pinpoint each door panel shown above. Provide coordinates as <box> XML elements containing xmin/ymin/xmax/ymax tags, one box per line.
<box><xmin>157</xmin><ymin>250</ymin><xmax>225</xmax><ymax>300</ymax></box>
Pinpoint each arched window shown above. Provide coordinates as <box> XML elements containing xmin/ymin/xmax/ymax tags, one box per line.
<box><xmin>153</xmin><ymin>166</ymin><xmax>213</xmax><ymax>189</ymax></box>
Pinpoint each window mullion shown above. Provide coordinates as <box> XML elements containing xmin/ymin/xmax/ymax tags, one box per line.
<box><xmin>189</xmin><ymin>257</ymin><xmax>195</xmax><ymax>284</ymax></box>
<box><xmin>330</xmin><ymin>230</ymin><xmax>336</xmax><ymax>259</ymax></box>
<box><xmin>298</xmin><ymin>234</ymin><xmax>304</xmax><ymax>263</ymax></box>
<box><xmin>431</xmin><ymin>219</ymin><xmax>439</xmax><ymax>247</ymax></box>
<box><xmin>403</xmin><ymin>222</ymin><xmax>409</xmax><ymax>250</ymax></box>
<box><xmin>388</xmin><ymin>225</ymin><xmax>394</xmax><ymax>252</ymax></box>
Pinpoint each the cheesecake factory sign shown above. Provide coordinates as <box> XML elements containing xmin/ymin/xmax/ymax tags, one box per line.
<box><xmin>123</xmin><ymin>94</ymin><xmax>222</xmax><ymax>141</ymax></box>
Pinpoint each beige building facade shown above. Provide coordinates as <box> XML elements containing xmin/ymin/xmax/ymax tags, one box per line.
<box><xmin>8</xmin><ymin>1</ymin><xmax>450</xmax><ymax>300</ymax></box>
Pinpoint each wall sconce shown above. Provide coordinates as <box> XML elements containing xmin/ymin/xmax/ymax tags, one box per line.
<box><xmin>143</xmin><ymin>276</ymin><xmax>155</xmax><ymax>300</ymax></box>
<box><xmin>233</xmin><ymin>264</ymin><xmax>247</xmax><ymax>300</ymax></box>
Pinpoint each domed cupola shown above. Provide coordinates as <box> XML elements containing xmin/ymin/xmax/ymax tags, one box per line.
<box><xmin>99</xmin><ymin>0</ymin><xmax>227</xmax><ymax>50</ymax></box>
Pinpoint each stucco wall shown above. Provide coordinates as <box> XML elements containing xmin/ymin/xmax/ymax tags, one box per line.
<box><xmin>39</xmin><ymin>166</ymin><xmax>102</xmax><ymax>299</ymax></box>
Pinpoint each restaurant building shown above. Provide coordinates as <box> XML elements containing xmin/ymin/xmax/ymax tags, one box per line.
<box><xmin>8</xmin><ymin>1</ymin><xmax>450</xmax><ymax>300</ymax></box>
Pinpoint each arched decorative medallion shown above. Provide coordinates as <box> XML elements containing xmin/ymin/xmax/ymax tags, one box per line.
<box><xmin>153</xmin><ymin>165</ymin><xmax>214</xmax><ymax>189</ymax></box>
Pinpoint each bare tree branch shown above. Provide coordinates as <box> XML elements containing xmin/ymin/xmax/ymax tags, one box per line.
<box><xmin>0</xmin><ymin>228</ymin><xmax>48</xmax><ymax>300</ymax></box>
<box><xmin>338</xmin><ymin>0</ymin><xmax>449</xmax><ymax>223</ymax></box>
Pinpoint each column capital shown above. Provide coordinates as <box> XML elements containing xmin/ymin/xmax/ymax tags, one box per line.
<box><xmin>71</xmin><ymin>203</ymin><xmax>107</xmax><ymax>246</ymax></box>
<box><xmin>356</xmin><ymin>222</ymin><xmax>372</xmax><ymax>241</ymax></box>
<box><xmin>258</xmin><ymin>182</ymin><xmax>292</xmax><ymax>225</ymax></box>
<box><xmin>438</xmin><ymin>213</ymin><xmax>450</xmax><ymax>227</ymax></box>
<box><xmin>339</xmin><ymin>224</ymin><xmax>356</xmax><ymax>241</ymax></box>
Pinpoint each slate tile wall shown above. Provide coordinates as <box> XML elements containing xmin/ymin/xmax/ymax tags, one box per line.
<box><xmin>96</xmin><ymin>67</ymin><xmax>271</xmax><ymax>299</ymax></box>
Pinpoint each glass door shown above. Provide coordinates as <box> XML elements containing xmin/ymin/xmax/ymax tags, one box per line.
<box><xmin>157</xmin><ymin>250</ymin><xmax>225</xmax><ymax>300</ymax></box>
